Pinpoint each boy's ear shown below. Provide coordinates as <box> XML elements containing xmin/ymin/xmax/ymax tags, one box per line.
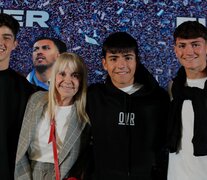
<box><xmin>13</xmin><ymin>40</ymin><xmax>18</xmax><ymax>50</ymax></box>
<box><xmin>102</xmin><ymin>58</ymin><xmax>107</xmax><ymax>71</ymax></box>
<box><xmin>206</xmin><ymin>44</ymin><xmax>207</xmax><ymax>54</ymax></box>
<box><xmin>174</xmin><ymin>45</ymin><xmax>178</xmax><ymax>58</ymax></box>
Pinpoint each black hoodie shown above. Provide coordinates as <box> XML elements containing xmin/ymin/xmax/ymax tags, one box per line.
<box><xmin>87</xmin><ymin>63</ymin><xmax>170</xmax><ymax>180</ymax></box>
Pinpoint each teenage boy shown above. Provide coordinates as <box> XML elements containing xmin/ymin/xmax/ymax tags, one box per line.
<box><xmin>0</xmin><ymin>13</ymin><xmax>37</xmax><ymax>179</ymax></box>
<box><xmin>167</xmin><ymin>21</ymin><xmax>207</xmax><ymax>180</ymax></box>
<box><xmin>87</xmin><ymin>32</ymin><xmax>170</xmax><ymax>180</ymax></box>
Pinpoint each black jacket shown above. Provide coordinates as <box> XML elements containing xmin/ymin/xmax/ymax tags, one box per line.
<box><xmin>167</xmin><ymin>67</ymin><xmax>207</xmax><ymax>156</ymax></box>
<box><xmin>0</xmin><ymin>68</ymin><xmax>38</xmax><ymax>180</ymax></box>
<box><xmin>87</xmin><ymin>63</ymin><xmax>170</xmax><ymax>180</ymax></box>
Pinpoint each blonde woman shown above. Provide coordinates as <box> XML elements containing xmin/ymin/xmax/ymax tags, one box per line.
<box><xmin>15</xmin><ymin>52</ymin><xmax>90</xmax><ymax>180</ymax></box>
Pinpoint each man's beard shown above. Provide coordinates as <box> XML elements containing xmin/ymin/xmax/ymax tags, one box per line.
<box><xmin>35</xmin><ymin>63</ymin><xmax>54</xmax><ymax>74</ymax></box>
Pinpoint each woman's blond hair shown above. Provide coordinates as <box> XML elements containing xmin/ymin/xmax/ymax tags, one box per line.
<box><xmin>48</xmin><ymin>52</ymin><xmax>89</xmax><ymax>123</ymax></box>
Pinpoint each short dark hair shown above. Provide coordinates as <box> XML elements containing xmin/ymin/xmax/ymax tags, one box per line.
<box><xmin>0</xmin><ymin>13</ymin><xmax>20</xmax><ymax>39</ymax></box>
<box><xmin>174</xmin><ymin>21</ymin><xmax>207</xmax><ymax>42</ymax></box>
<box><xmin>102</xmin><ymin>32</ymin><xmax>139</xmax><ymax>61</ymax></box>
<box><xmin>34</xmin><ymin>37</ymin><xmax>67</xmax><ymax>53</ymax></box>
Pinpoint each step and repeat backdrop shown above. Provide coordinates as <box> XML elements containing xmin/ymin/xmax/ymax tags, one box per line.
<box><xmin>1</xmin><ymin>0</ymin><xmax>206</xmax><ymax>89</ymax></box>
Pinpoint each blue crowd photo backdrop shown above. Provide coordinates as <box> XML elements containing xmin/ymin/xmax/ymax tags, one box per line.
<box><xmin>1</xmin><ymin>0</ymin><xmax>206</xmax><ymax>89</ymax></box>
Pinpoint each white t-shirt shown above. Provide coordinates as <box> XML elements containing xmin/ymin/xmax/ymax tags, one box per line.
<box><xmin>29</xmin><ymin>105</ymin><xmax>72</xmax><ymax>163</ymax></box>
<box><xmin>119</xmin><ymin>83</ymin><xmax>143</xmax><ymax>95</ymax></box>
<box><xmin>168</xmin><ymin>77</ymin><xmax>207</xmax><ymax>180</ymax></box>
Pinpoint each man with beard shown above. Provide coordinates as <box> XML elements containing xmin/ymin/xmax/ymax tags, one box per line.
<box><xmin>27</xmin><ymin>37</ymin><xmax>67</xmax><ymax>90</ymax></box>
